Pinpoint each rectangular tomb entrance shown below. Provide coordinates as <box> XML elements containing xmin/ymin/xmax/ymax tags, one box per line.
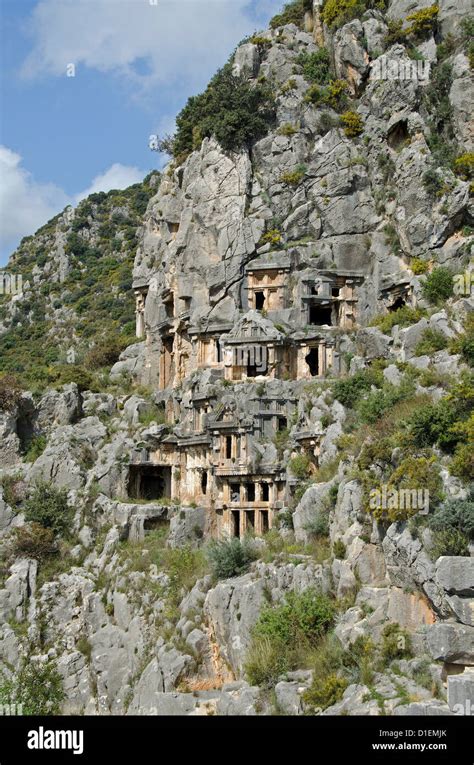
<box><xmin>128</xmin><ymin>465</ymin><xmax>172</xmax><ymax>501</ymax></box>
<box><xmin>227</xmin><ymin>508</ymin><xmax>272</xmax><ymax>537</ymax></box>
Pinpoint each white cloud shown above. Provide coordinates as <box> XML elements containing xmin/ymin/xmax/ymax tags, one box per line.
<box><xmin>21</xmin><ymin>0</ymin><xmax>281</xmax><ymax>91</ymax></box>
<box><xmin>0</xmin><ymin>145</ymin><xmax>70</xmax><ymax>255</ymax></box>
<box><xmin>75</xmin><ymin>162</ymin><xmax>144</xmax><ymax>202</ymax></box>
<box><xmin>0</xmin><ymin>147</ymin><xmax>146</xmax><ymax>263</ymax></box>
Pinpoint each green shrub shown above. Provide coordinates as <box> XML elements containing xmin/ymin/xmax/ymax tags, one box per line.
<box><xmin>406</xmin><ymin>399</ymin><xmax>459</xmax><ymax>451</ymax></box>
<box><xmin>468</xmin><ymin>41</ymin><xmax>474</xmax><ymax>69</ymax></box>
<box><xmin>429</xmin><ymin>496</ymin><xmax>474</xmax><ymax>540</ymax></box>
<box><xmin>461</xmin><ymin>18</ymin><xmax>474</xmax><ymax>38</ymax></box>
<box><xmin>340</xmin><ymin>111</ymin><xmax>364</xmax><ymax>137</ymax></box>
<box><xmin>304</xmin><ymin>79</ymin><xmax>349</xmax><ymax>111</ymax></box>
<box><xmin>273</xmin><ymin>426</ymin><xmax>290</xmax><ymax>457</ymax></box>
<box><xmin>289</xmin><ymin>453</ymin><xmax>312</xmax><ymax>479</ymax></box>
<box><xmin>369</xmin><ymin>456</ymin><xmax>443</xmax><ymax>522</ymax></box>
<box><xmin>24</xmin><ymin>482</ymin><xmax>72</xmax><ymax>537</ymax></box>
<box><xmin>421</xmin><ymin>267</ymin><xmax>454</xmax><ymax>304</ymax></box>
<box><xmin>319</xmin><ymin>111</ymin><xmax>341</xmax><ymax>134</ymax></box>
<box><xmin>76</xmin><ymin>636</ymin><xmax>93</xmax><ymax>661</ymax></box>
<box><xmin>49</xmin><ymin>365</ymin><xmax>94</xmax><ymax>392</ymax></box>
<box><xmin>414</xmin><ymin>328</ymin><xmax>448</xmax><ymax>356</ymax></box>
<box><xmin>303</xmin><ymin>672</ymin><xmax>348</xmax><ymax>711</ymax></box>
<box><xmin>280</xmin><ymin>78</ymin><xmax>298</xmax><ymax>94</ymax></box>
<box><xmin>392</xmin><ymin>456</ymin><xmax>443</xmax><ymax>499</ymax></box>
<box><xmin>138</xmin><ymin>404</ymin><xmax>166</xmax><ymax>426</ymax></box>
<box><xmin>244</xmin><ymin>589</ymin><xmax>335</xmax><ymax>688</ymax></box>
<box><xmin>423</xmin><ymin>62</ymin><xmax>456</xmax><ymax>168</ymax></box>
<box><xmin>254</xmin><ymin>589</ymin><xmax>335</xmax><ymax>646</ymax></box>
<box><xmin>207</xmin><ymin>537</ymin><xmax>257</xmax><ymax>579</ymax></box>
<box><xmin>249</xmin><ymin>35</ymin><xmax>271</xmax><ymax>49</ymax></box>
<box><xmin>304</xmin><ymin>84</ymin><xmax>326</xmax><ymax>105</ymax></box>
<box><xmin>358</xmin><ymin>438</ymin><xmax>392</xmax><ymax>470</ymax></box>
<box><xmin>277</xmin><ymin>123</ymin><xmax>299</xmax><ymax>136</ymax></box>
<box><xmin>84</xmin><ymin>335</ymin><xmax>130</xmax><ymax>369</ymax></box>
<box><xmin>371</xmin><ymin>306</ymin><xmax>425</xmax><ymax>334</ymax></box>
<box><xmin>259</xmin><ymin>229</ymin><xmax>282</xmax><ymax>247</ymax></box>
<box><xmin>411</xmin><ymin>258</ymin><xmax>430</xmax><ymax>275</ymax></box>
<box><xmin>384</xmin><ymin>19</ymin><xmax>406</xmax><ymax>46</ymax></box>
<box><xmin>279</xmin><ymin>165</ymin><xmax>306</xmax><ymax>186</ymax></box>
<box><xmin>269</xmin><ymin>0</ymin><xmax>312</xmax><ymax>29</ymax></box>
<box><xmin>297</xmin><ymin>48</ymin><xmax>331</xmax><ymax>85</ymax></box>
<box><xmin>333</xmin><ymin>368</ymin><xmax>383</xmax><ymax>408</ymax></box>
<box><xmin>322</xmin><ymin>0</ymin><xmax>387</xmax><ymax>29</ymax></box>
<box><xmin>24</xmin><ymin>435</ymin><xmax>47</xmax><ymax>463</ymax></box>
<box><xmin>430</xmin><ymin>528</ymin><xmax>470</xmax><ymax>559</ymax></box>
<box><xmin>381</xmin><ymin>623</ymin><xmax>413</xmax><ymax>663</ymax></box>
<box><xmin>356</xmin><ymin>381</ymin><xmax>413</xmax><ymax>425</ymax></box>
<box><xmin>173</xmin><ymin>63</ymin><xmax>276</xmax><ymax>157</ymax></box>
<box><xmin>1</xmin><ymin>660</ymin><xmax>64</xmax><ymax>715</ymax></box>
<box><xmin>456</xmin><ymin>314</ymin><xmax>474</xmax><ymax>366</ymax></box>
<box><xmin>326</xmin><ymin>79</ymin><xmax>350</xmax><ymax>111</ymax></box>
<box><xmin>423</xmin><ymin>168</ymin><xmax>444</xmax><ymax>197</ymax></box>
<box><xmin>162</xmin><ymin>546</ymin><xmax>209</xmax><ymax>605</ymax></box>
<box><xmin>245</xmin><ymin>635</ymin><xmax>291</xmax><ymax>687</ymax></box>
<box><xmin>304</xmin><ymin>510</ymin><xmax>330</xmax><ymax>538</ymax></box>
<box><xmin>0</xmin><ymin>474</ymin><xmax>25</xmax><ymax>507</ymax></box>
<box><xmin>453</xmin><ymin>152</ymin><xmax>474</xmax><ymax>181</ymax></box>
<box><xmin>451</xmin><ymin>432</ymin><xmax>474</xmax><ymax>479</ymax></box>
<box><xmin>333</xmin><ymin>539</ymin><xmax>346</xmax><ymax>559</ymax></box>
<box><xmin>405</xmin><ymin>5</ymin><xmax>439</xmax><ymax>38</ymax></box>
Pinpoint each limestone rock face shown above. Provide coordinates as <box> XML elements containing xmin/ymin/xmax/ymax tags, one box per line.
<box><xmin>0</xmin><ymin>412</ymin><xmax>21</xmax><ymax>467</ymax></box>
<box><xmin>168</xmin><ymin>506</ymin><xmax>207</xmax><ymax>548</ymax></box>
<box><xmin>0</xmin><ymin>559</ymin><xmax>37</xmax><ymax>625</ymax></box>
<box><xmin>436</xmin><ymin>557</ymin><xmax>474</xmax><ymax>597</ymax></box>
<box><xmin>427</xmin><ymin>623</ymin><xmax>474</xmax><ymax>665</ymax></box>
<box><xmin>293</xmin><ymin>481</ymin><xmax>334</xmax><ymax>543</ymax></box>
<box><xmin>388</xmin><ymin>0</ymin><xmax>471</xmax><ymax>37</ymax></box>
<box><xmin>204</xmin><ymin>560</ymin><xmax>329</xmax><ymax>673</ymax></box>
<box><xmin>333</xmin><ymin>20</ymin><xmax>370</xmax><ymax>94</ymax></box>
<box><xmin>35</xmin><ymin>384</ymin><xmax>82</xmax><ymax>431</ymax></box>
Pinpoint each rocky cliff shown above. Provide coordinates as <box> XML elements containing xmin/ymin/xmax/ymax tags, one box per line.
<box><xmin>0</xmin><ymin>0</ymin><xmax>473</xmax><ymax>717</ymax></box>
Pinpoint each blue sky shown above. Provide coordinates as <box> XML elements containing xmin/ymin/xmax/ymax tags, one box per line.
<box><xmin>0</xmin><ymin>0</ymin><xmax>281</xmax><ymax>264</ymax></box>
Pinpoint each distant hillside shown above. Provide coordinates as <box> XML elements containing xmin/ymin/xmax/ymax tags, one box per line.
<box><xmin>0</xmin><ymin>173</ymin><xmax>159</xmax><ymax>390</ymax></box>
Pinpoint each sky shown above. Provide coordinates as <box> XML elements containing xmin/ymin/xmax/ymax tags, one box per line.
<box><xmin>0</xmin><ymin>0</ymin><xmax>282</xmax><ymax>264</ymax></box>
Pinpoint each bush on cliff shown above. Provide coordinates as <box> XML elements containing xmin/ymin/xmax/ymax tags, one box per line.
<box><xmin>333</xmin><ymin>368</ymin><xmax>384</xmax><ymax>408</ymax></box>
<box><xmin>297</xmin><ymin>48</ymin><xmax>331</xmax><ymax>84</ymax></box>
<box><xmin>428</xmin><ymin>495</ymin><xmax>474</xmax><ymax>540</ymax></box>
<box><xmin>173</xmin><ymin>63</ymin><xmax>276</xmax><ymax>158</ymax></box>
<box><xmin>322</xmin><ymin>0</ymin><xmax>387</xmax><ymax>29</ymax></box>
<box><xmin>269</xmin><ymin>0</ymin><xmax>313</xmax><ymax>29</ymax></box>
<box><xmin>24</xmin><ymin>482</ymin><xmax>72</xmax><ymax>537</ymax></box>
<box><xmin>0</xmin><ymin>660</ymin><xmax>64</xmax><ymax>715</ymax></box>
<box><xmin>207</xmin><ymin>537</ymin><xmax>257</xmax><ymax>579</ymax></box>
<box><xmin>421</xmin><ymin>267</ymin><xmax>454</xmax><ymax>304</ymax></box>
<box><xmin>245</xmin><ymin>589</ymin><xmax>335</xmax><ymax>687</ymax></box>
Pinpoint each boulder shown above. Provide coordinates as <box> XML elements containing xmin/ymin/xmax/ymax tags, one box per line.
<box><xmin>168</xmin><ymin>506</ymin><xmax>206</xmax><ymax>548</ymax></box>
<box><xmin>436</xmin><ymin>557</ymin><xmax>474</xmax><ymax>597</ymax></box>
<box><xmin>36</xmin><ymin>384</ymin><xmax>82</xmax><ymax>430</ymax></box>
<box><xmin>275</xmin><ymin>680</ymin><xmax>307</xmax><ymax>715</ymax></box>
<box><xmin>426</xmin><ymin>622</ymin><xmax>474</xmax><ymax>665</ymax></box>
<box><xmin>293</xmin><ymin>481</ymin><xmax>333</xmax><ymax>544</ymax></box>
<box><xmin>232</xmin><ymin>43</ymin><xmax>260</xmax><ymax>79</ymax></box>
<box><xmin>446</xmin><ymin>596</ymin><xmax>474</xmax><ymax>628</ymax></box>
